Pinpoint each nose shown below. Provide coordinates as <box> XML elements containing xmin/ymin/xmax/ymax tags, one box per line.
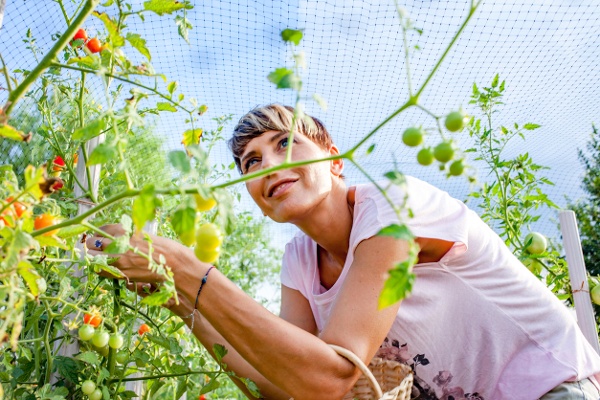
<box><xmin>260</xmin><ymin>151</ymin><xmax>282</xmax><ymax>172</ymax></box>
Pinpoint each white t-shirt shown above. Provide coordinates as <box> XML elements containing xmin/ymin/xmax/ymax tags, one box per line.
<box><xmin>281</xmin><ymin>177</ymin><xmax>600</xmax><ymax>400</ymax></box>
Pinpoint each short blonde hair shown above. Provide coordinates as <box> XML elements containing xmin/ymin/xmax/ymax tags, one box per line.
<box><xmin>228</xmin><ymin>104</ymin><xmax>333</xmax><ymax>173</ymax></box>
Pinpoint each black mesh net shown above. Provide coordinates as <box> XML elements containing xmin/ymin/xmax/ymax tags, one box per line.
<box><xmin>1</xmin><ymin>0</ymin><xmax>599</xmax><ymax>247</ymax></box>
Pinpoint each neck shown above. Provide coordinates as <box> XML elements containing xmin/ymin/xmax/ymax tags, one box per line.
<box><xmin>293</xmin><ymin>178</ymin><xmax>353</xmax><ymax>265</ymax></box>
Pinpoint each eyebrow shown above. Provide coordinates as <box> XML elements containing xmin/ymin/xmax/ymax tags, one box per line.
<box><xmin>240</xmin><ymin>131</ymin><xmax>290</xmax><ymax>166</ymax></box>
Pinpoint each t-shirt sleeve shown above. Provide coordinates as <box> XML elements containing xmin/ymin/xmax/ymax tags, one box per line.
<box><xmin>349</xmin><ymin>177</ymin><xmax>469</xmax><ymax>256</ymax></box>
<box><xmin>280</xmin><ymin>235</ymin><xmax>314</xmax><ymax>299</ymax></box>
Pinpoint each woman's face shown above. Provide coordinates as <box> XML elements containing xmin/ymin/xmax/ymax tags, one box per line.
<box><xmin>240</xmin><ymin>130</ymin><xmax>342</xmax><ymax>223</ymax></box>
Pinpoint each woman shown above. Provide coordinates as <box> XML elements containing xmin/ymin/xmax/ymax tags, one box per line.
<box><xmin>88</xmin><ymin>104</ymin><xmax>600</xmax><ymax>399</ymax></box>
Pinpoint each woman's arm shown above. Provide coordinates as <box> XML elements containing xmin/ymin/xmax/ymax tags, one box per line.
<box><xmin>89</xmin><ymin>226</ymin><xmax>407</xmax><ymax>400</ymax></box>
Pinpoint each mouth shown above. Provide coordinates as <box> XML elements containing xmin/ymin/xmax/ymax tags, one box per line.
<box><xmin>268</xmin><ymin>179</ymin><xmax>298</xmax><ymax>198</ymax></box>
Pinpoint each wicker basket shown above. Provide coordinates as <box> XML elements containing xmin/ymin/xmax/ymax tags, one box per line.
<box><xmin>330</xmin><ymin>345</ymin><xmax>413</xmax><ymax>400</ymax></box>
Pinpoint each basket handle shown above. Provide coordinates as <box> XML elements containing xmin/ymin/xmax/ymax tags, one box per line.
<box><xmin>329</xmin><ymin>344</ymin><xmax>383</xmax><ymax>398</ymax></box>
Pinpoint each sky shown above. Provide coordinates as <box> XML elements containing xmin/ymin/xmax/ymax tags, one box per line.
<box><xmin>2</xmin><ymin>0</ymin><xmax>599</xmax><ymax>252</ymax></box>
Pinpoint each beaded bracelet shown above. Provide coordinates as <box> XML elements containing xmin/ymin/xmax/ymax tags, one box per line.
<box><xmin>182</xmin><ymin>266</ymin><xmax>215</xmax><ymax>330</ymax></box>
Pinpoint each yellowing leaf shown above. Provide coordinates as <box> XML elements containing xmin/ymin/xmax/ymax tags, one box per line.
<box><xmin>93</xmin><ymin>11</ymin><xmax>125</xmax><ymax>47</ymax></box>
<box><xmin>144</xmin><ymin>0</ymin><xmax>192</xmax><ymax>16</ymax></box>
<box><xmin>67</xmin><ymin>55</ymin><xmax>100</xmax><ymax>69</ymax></box>
<box><xmin>24</xmin><ymin>165</ymin><xmax>45</xmax><ymax>200</ymax></box>
<box><xmin>182</xmin><ymin>128</ymin><xmax>202</xmax><ymax>147</ymax></box>
<box><xmin>126</xmin><ymin>33</ymin><xmax>151</xmax><ymax>61</ymax></box>
<box><xmin>0</xmin><ymin>124</ymin><xmax>32</xmax><ymax>142</ymax></box>
<box><xmin>18</xmin><ymin>260</ymin><xmax>44</xmax><ymax>297</ymax></box>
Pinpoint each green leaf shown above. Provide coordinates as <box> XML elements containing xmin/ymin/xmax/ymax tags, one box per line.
<box><xmin>87</xmin><ymin>142</ymin><xmax>118</xmax><ymax>165</ymax></box>
<box><xmin>36</xmin><ymin>234</ymin><xmax>68</xmax><ymax>250</ymax></box>
<box><xmin>175</xmin><ymin>15</ymin><xmax>193</xmax><ymax>43</ymax></box>
<box><xmin>72</xmin><ymin>118</ymin><xmax>106</xmax><ymax>141</ymax></box>
<box><xmin>90</xmin><ymin>255</ymin><xmax>125</xmax><ymax>278</ymax></box>
<box><xmin>132</xmin><ymin>185</ymin><xmax>158</xmax><ymax>231</ymax></box>
<box><xmin>0</xmin><ymin>124</ymin><xmax>31</xmax><ymax>142</ymax></box>
<box><xmin>157</xmin><ymin>102</ymin><xmax>177</xmax><ymax>112</ymax></box>
<box><xmin>213</xmin><ymin>343</ymin><xmax>228</xmax><ymax>362</ymax></box>
<box><xmin>240</xmin><ymin>377</ymin><xmax>262</xmax><ymax>398</ymax></box>
<box><xmin>17</xmin><ymin>261</ymin><xmax>44</xmax><ymax>297</ymax></box>
<box><xmin>76</xmin><ymin>351</ymin><xmax>100</xmax><ymax>365</ymax></box>
<box><xmin>200</xmin><ymin>377</ymin><xmax>221</xmax><ymax>394</ymax></box>
<box><xmin>171</xmin><ymin>206</ymin><xmax>196</xmax><ymax>237</ymax></box>
<box><xmin>67</xmin><ymin>55</ymin><xmax>100</xmax><ymax>69</ymax></box>
<box><xmin>24</xmin><ymin>165</ymin><xmax>45</xmax><ymax>200</ymax></box>
<box><xmin>167</xmin><ymin>81</ymin><xmax>178</xmax><ymax>95</ymax></box>
<box><xmin>491</xmin><ymin>73</ymin><xmax>499</xmax><ymax>88</ymax></box>
<box><xmin>384</xmin><ymin>170</ymin><xmax>406</xmax><ymax>187</ymax></box>
<box><xmin>377</xmin><ymin>224</ymin><xmax>414</xmax><ymax>241</ymax></box>
<box><xmin>168</xmin><ymin>150</ymin><xmax>191</xmax><ymax>173</ymax></box>
<box><xmin>54</xmin><ymin>356</ymin><xmax>82</xmax><ymax>384</ymax></box>
<box><xmin>144</xmin><ymin>0</ymin><xmax>191</xmax><ymax>15</ymax></box>
<box><xmin>182</xmin><ymin>128</ymin><xmax>202</xmax><ymax>147</ymax></box>
<box><xmin>523</xmin><ymin>123</ymin><xmax>541</xmax><ymax>130</ymax></box>
<box><xmin>198</xmin><ymin>104</ymin><xmax>208</xmax><ymax>115</ymax></box>
<box><xmin>140</xmin><ymin>283</ymin><xmax>174</xmax><ymax>305</ymax></box>
<box><xmin>126</xmin><ymin>33</ymin><xmax>151</xmax><ymax>60</ymax></box>
<box><xmin>93</xmin><ymin>11</ymin><xmax>125</xmax><ymax>47</ymax></box>
<box><xmin>378</xmin><ymin>261</ymin><xmax>415</xmax><ymax>309</ymax></box>
<box><xmin>267</xmin><ymin>68</ymin><xmax>302</xmax><ymax>91</ymax></box>
<box><xmin>104</xmin><ymin>235</ymin><xmax>130</xmax><ymax>254</ymax></box>
<box><xmin>281</xmin><ymin>28</ymin><xmax>303</xmax><ymax>45</ymax></box>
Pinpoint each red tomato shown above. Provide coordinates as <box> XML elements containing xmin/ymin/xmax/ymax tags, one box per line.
<box><xmin>138</xmin><ymin>323</ymin><xmax>151</xmax><ymax>335</ymax></box>
<box><xmin>73</xmin><ymin>28</ymin><xmax>88</xmax><ymax>42</ymax></box>
<box><xmin>52</xmin><ymin>155</ymin><xmax>65</xmax><ymax>172</ymax></box>
<box><xmin>86</xmin><ymin>38</ymin><xmax>102</xmax><ymax>54</ymax></box>
<box><xmin>84</xmin><ymin>313</ymin><xmax>103</xmax><ymax>328</ymax></box>
<box><xmin>198</xmin><ymin>395</ymin><xmax>206</xmax><ymax>400</ymax></box>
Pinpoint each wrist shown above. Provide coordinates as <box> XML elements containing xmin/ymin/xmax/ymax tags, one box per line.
<box><xmin>171</xmin><ymin>247</ymin><xmax>213</xmax><ymax>303</ymax></box>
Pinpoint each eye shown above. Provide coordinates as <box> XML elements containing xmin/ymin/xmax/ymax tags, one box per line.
<box><xmin>279</xmin><ymin>137</ymin><xmax>289</xmax><ymax>148</ymax></box>
<box><xmin>243</xmin><ymin>158</ymin><xmax>259</xmax><ymax>173</ymax></box>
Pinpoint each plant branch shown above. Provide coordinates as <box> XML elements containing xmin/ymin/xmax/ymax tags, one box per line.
<box><xmin>4</xmin><ymin>0</ymin><xmax>100</xmax><ymax>115</ymax></box>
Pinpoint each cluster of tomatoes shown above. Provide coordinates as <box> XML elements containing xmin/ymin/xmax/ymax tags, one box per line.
<box><xmin>0</xmin><ymin>196</ymin><xmax>29</xmax><ymax>228</ymax></box>
<box><xmin>401</xmin><ymin>110</ymin><xmax>468</xmax><ymax>176</ymax></box>
<box><xmin>178</xmin><ymin>193</ymin><xmax>224</xmax><ymax>264</ymax></box>
<box><xmin>521</xmin><ymin>232</ymin><xmax>547</xmax><ymax>275</ymax></box>
<box><xmin>78</xmin><ymin>313</ymin><xmax>153</xmax><ymax>398</ymax></box>
<box><xmin>71</xmin><ymin>28</ymin><xmax>104</xmax><ymax>54</ymax></box>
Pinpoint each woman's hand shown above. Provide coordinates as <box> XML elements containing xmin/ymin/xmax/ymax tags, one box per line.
<box><xmin>86</xmin><ymin>224</ymin><xmax>195</xmax><ymax>284</ymax></box>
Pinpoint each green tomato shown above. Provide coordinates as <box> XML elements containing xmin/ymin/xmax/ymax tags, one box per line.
<box><xmin>108</xmin><ymin>333</ymin><xmax>124</xmax><ymax>349</ymax></box>
<box><xmin>416</xmin><ymin>148</ymin><xmax>434</xmax><ymax>166</ymax></box>
<box><xmin>196</xmin><ymin>223</ymin><xmax>223</xmax><ymax>250</ymax></box>
<box><xmin>590</xmin><ymin>284</ymin><xmax>600</xmax><ymax>306</ymax></box>
<box><xmin>89</xmin><ymin>388</ymin><xmax>103</xmax><ymax>400</ymax></box>
<box><xmin>524</xmin><ymin>232</ymin><xmax>547</xmax><ymax>255</ymax></box>
<box><xmin>91</xmin><ymin>331</ymin><xmax>109</xmax><ymax>348</ymax></box>
<box><xmin>115</xmin><ymin>351</ymin><xmax>129</xmax><ymax>364</ymax></box>
<box><xmin>522</xmin><ymin>258</ymin><xmax>543</xmax><ymax>275</ymax></box>
<box><xmin>444</xmin><ymin>110</ymin><xmax>467</xmax><ymax>132</ymax></box>
<box><xmin>78</xmin><ymin>324</ymin><xmax>95</xmax><ymax>342</ymax></box>
<box><xmin>433</xmin><ymin>142</ymin><xmax>455</xmax><ymax>163</ymax></box>
<box><xmin>402</xmin><ymin>127</ymin><xmax>424</xmax><ymax>147</ymax></box>
<box><xmin>81</xmin><ymin>380</ymin><xmax>96</xmax><ymax>395</ymax></box>
<box><xmin>448</xmin><ymin>160</ymin><xmax>465</xmax><ymax>176</ymax></box>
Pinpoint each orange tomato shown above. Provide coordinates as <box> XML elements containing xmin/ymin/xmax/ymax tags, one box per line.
<box><xmin>7</xmin><ymin>197</ymin><xmax>27</xmax><ymax>218</ymax></box>
<box><xmin>84</xmin><ymin>313</ymin><xmax>103</xmax><ymax>328</ymax></box>
<box><xmin>138</xmin><ymin>323</ymin><xmax>151</xmax><ymax>335</ymax></box>
<box><xmin>34</xmin><ymin>214</ymin><xmax>59</xmax><ymax>235</ymax></box>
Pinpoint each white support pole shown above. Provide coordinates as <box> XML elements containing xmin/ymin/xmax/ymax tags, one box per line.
<box><xmin>559</xmin><ymin>210</ymin><xmax>600</xmax><ymax>355</ymax></box>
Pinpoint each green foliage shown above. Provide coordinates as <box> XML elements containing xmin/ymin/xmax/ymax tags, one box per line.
<box><xmin>466</xmin><ymin>75</ymin><xmax>570</xmax><ymax>297</ymax></box>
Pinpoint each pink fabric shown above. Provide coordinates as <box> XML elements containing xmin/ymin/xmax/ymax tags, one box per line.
<box><xmin>281</xmin><ymin>177</ymin><xmax>600</xmax><ymax>400</ymax></box>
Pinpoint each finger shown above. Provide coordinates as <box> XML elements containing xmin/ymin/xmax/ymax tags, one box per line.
<box><xmin>100</xmin><ymin>223</ymin><xmax>128</xmax><ymax>237</ymax></box>
<box><xmin>85</xmin><ymin>235</ymin><xmax>114</xmax><ymax>252</ymax></box>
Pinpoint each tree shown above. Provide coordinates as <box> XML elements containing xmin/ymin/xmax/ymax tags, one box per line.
<box><xmin>571</xmin><ymin>124</ymin><xmax>600</xmax><ymax>276</ymax></box>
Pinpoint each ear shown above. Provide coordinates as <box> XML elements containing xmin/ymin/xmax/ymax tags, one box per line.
<box><xmin>328</xmin><ymin>145</ymin><xmax>344</xmax><ymax>177</ymax></box>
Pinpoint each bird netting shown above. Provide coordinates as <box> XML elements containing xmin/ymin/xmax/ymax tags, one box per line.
<box><xmin>1</xmin><ymin>0</ymin><xmax>599</xmax><ymax>248</ymax></box>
